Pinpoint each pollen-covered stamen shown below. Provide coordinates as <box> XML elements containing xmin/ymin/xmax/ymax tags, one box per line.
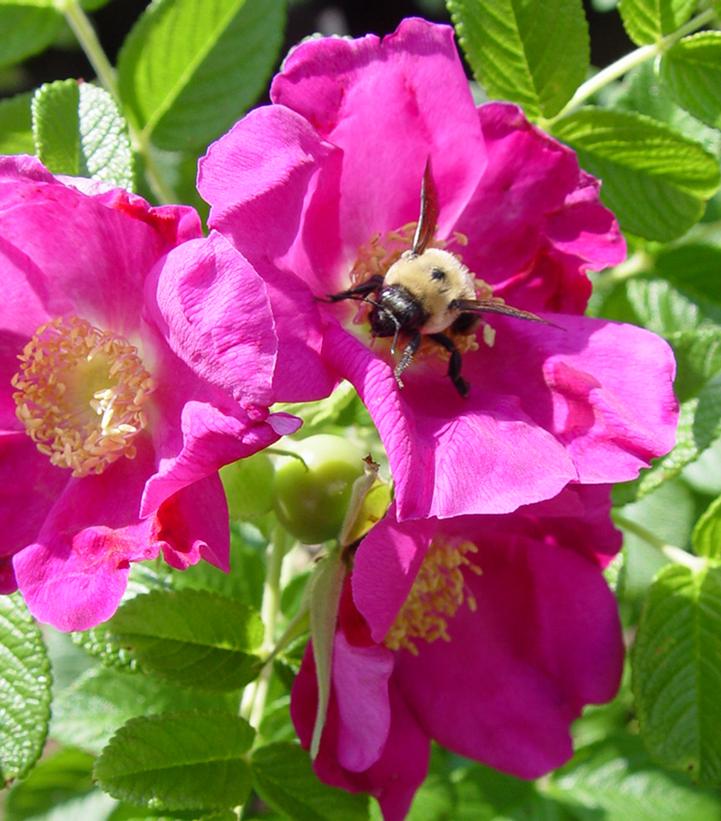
<box><xmin>384</xmin><ymin>539</ymin><xmax>482</xmax><ymax>656</ymax></box>
<box><xmin>11</xmin><ymin>316</ymin><xmax>154</xmax><ymax>478</ymax></box>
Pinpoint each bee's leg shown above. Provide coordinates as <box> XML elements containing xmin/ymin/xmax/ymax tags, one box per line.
<box><xmin>322</xmin><ymin>275</ymin><xmax>384</xmax><ymax>303</ymax></box>
<box><xmin>429</xmin><ymin>332</ymin><xmax>470</xmax><ymax>398</ymax></box>
<box><xmin>394</xmin><ymin>331</ymin><xmax>422</xmax><ymax>390</ymax></box>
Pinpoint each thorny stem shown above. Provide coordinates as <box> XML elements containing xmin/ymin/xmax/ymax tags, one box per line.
<box><xmin>240</xmin><ymin>526</ymin><xmax>289</xmax><ymax>729</ymax></box>
<box><xmin>548</xmin><ymin>7</ymin><xmax>718</xmax><ymax>123</ymax></box>
<box><xmin>54</xmin><ymin>0</ymin><xmax>178</xmax><ymax>204</ymax></box>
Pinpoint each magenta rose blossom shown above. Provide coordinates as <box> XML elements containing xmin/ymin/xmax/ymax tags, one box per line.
<box><xmin>1</xmin><ymin>156</ymin><xmax>298</xmax><ymax>630</ymax></box>
<box><xmin>291</xmin><ymin>486</ymin><xmax>624</xmax><ymax>820</ymax></box>
<box><xmin>197</xmin><ymin>18</ymin><xmax>678</xmax><ymax>521</ymax></box>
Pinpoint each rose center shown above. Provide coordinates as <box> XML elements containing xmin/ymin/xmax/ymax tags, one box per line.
<box><xmin>384</xmin><ymin>539</ymin><xmax>482</xmax><ymax>656</ymax></box>
<box><xmin>11</xmin><ymin>315</ymin><xmax>154</xmax><ymax>477</ymax></box>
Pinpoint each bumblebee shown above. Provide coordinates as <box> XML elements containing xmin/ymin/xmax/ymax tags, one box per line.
<box><xmin>326</xmin><ymin>160</ymin><xmax>546</xmax><ymax>397</ymax></box>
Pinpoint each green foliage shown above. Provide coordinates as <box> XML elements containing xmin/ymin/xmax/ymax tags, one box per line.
<box><xmin>221</xmin><ymin>452</ymin><xmax>275</xmax><ymax>523</ymax></box>
<box><xmin>3</xmin><ymin>747</ymin><xmax>108</xmax><ymax>821</ymax></box>
<box><xmin>551</xmin><ymin>733</ymin><xmax>721</xmax><ymax>817</ymax></box>
<box><xmin>446</xmin><ymin>0</ymin><xmax>589</xmax><ymax>119</ymax></box>
<box><xmin>51</xmin><ymin>667</ymin><xmax>238</xmax><ymax>754</ymax></box>
<box><xmin>32</xmin><ymin>79</ymin><xmax>134</xmax><ymax>188</ymax></box>
<box><xmin>95</xmin><ymin>712</ymin><xmax>255</xmax><ymax>811</ymax></box>
<box><xmin>104</xmin><ymin>589</ymin><xmax>263</xmax><ymax>691</ymax></box>
<box><xmin>0</xmin><ymin>1</ymin><xmax>62</xmax><ymax>69</ymax></box>
<box><xmin>251</xmin><ymin>742</ymin><xmax>370</xmax><ymax>820</ymax></box>
<box><xmin>661</xmin><ymin>33</ymin><xmax>721</xmax><ymax>129</ymax></box>
<box><xmin>552</xmin><ymin>107</ymin><xmax>720</xmax><ymax>241</ymax></box>
<box><xmin>618</xmin><ymin>0</ymin><xmax>696</xmax><ymax>45</ymax></box>
<box><xmin>0</xmin><ymin>91</ymin><xmax>33</xmax><ymax>154</ymax></box>
<box><xmin>0</xmin><ymin>594</ymin><xmax>52</xmax><ymax>784</ymax></box>
<box><xmin>117</xmin><ymin>0</ymin><xmax>286</xmax><ymax>150</ymax></box>
<box><xmin>693</xmin><ymin>494</ymin><xmax>721</xmax><ymax>558</ymax></box>
<box><xmin>633</xmin><ymin>561</ymin><xmax>721</xmax><ymax>786</ymax></box>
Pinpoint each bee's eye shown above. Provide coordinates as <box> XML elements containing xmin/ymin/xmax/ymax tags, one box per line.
<box><xmin>431</xmin><ymin>267</ymin><xmax>446</xmax><ymax>282</ymax></box>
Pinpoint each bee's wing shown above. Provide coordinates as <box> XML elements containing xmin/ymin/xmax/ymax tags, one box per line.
<box><xmin>412</xmin><ymin>157</ymin><xmax>440</xmax><ymax>255</ymax></box>
<box><xmin>451</xmin><ymin>298</ymin><xmax>555</xmax><ymax>325</ymax></box>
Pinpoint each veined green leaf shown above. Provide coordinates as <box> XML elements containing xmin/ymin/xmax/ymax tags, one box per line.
<box><xmin>618</xmin><ymin>0</ymin><xmax>696</xmax><ymax>45</ymax></box>
<box><xmin>552</xmin><ymin>107</ymin><xmax>720</xmax><ymax>240</ymax></box>
<box><xmin>447</xmin><ymin>0</ymin><xmax>589</xmax><ymax>119</ymax></box>
<box><xmin>0</xmin><ymin>91</ymin><xmax>33</xmax><ymax>154</ymax></box>
<box><xmin>633</xmin><ymin>561</ymin><xmax>721</xmax><ymax>786</ymax></box>
<box><xmin>0</xmin><ymin>594</ymin><xmax>52</xmax><ymax>783</ymax></box>
<box><xmin>118</xmin><ymin>0</ymin><xmax>285</xmax><ymax>150</ymax></box>
<box><xmin>95</xmin><ymin>712</ymin><xmax>254</xmax><ymax>810</ymax></box>
<box><xmin>0</xmin><ymin>1</ymin><xmax>62</xmax><ymax>69</ymax></box>
<box><xmin>251</xmin><ymin>742</ymin><xmax>369</xmax><ymax>821</ymax></box>
<box><xmin>32</xmin><ymin>79</ymin><xmax>134</xmax><ymax>189</ymax></box>
<box><xmin>661</xmin><ymin>32</ymin><xmax>721</xmax><ymax>129</ymax></box>
<box><xmin>106</xmin><ymin>589</ymin><xmax>263</xmax><ymax>691</ymax></box>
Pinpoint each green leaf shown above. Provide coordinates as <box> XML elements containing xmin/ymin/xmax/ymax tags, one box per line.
<box><xmin>95</xmin><ymin>712</ymin><xmax>254</xmax><ymax>811</ymax></box>
<box><xmin>623</xmin><ymin>277</ymin><xmax>721</xmax><ymax>335</ymax></box>
<box><xmin>668</xmin><ymin>328</ymin><xmax>721</xmax><ymax>402</ymax></box>
<box><xmin>446</xmin><ymin>0</ymin><xmax>589</xmax><ymax>119</ymax></box>
<box><xmin>117</xmin><ymin>0</ymin><xmax>285</xmax><ymax>150</ymax></box>
<box><xmin>0</xmin><ymin>91</ymin><xmax>33</xmax><ymax>154</ymax></box>
<box><xmin>0</xmin><ymin>593</ymin><xmax>52</xmax><ymax>784</ymax></box>
<box><xmin>32</xmin><ymin>79</ymin><xmax>134</xmax><ymax>189</ymax></box>
<box><xmin>693</xmin><ymin>494</ymin><xmax>721</xmax><ymax>559</ymax></box>
<box><xmin>52</xmin><ymin>666</ymin><xmax>238</xmax><ymax>754</ymax></box>
<box><xmin>552</xmin><ymin>107</ymin><xmax>721</xmax><ymax>240</ymax></box>
<box><xmin>661</xmin><ymin>33</ymin><xmax>721</xmax><ymax>128</ymax></box>
<box><xmin>0</xmin><ymin>1</ymin><xmax>62</xmax><ymax>69</ymax></box>
<box><xmin>251</xmin><ymin>742</ymin><xmax>369</xmax><ymax>821</ymax></box>
<box><xmin>656</xmin><ymin>243</ymin><xmax>721</xmax><ymax>305</ymax></box>
<box><xmin>633</xmin><ymin>561</ymin><xmax>721</xmax><ymax>786</ymax></box>
<box><xmin>106</xmin><ymin>589</ymin><xmax>263</xmax><ymax>691</ymax></box>
<box><xmin>618</xmin><ymin>0</ymin><xmax>696</xmax><ymax>45</ymax></box>
<box><xmin>308</xmin><ymin>553</ymin><xmax>346</xmax><ymax>759</ymax></box>
<box><xmin>612</xmin><ymin>61</ymin><xmax>721</xmax><ymax>156</ymax></box>
<box><xmin>3</xmin><ymin>747</ymin><xmax>101</xmax><ymax>821</ymax></box>
<box><xmin>551</xmin><ymin>733</ymin><xmax>721</xmax><ymax>817</ymax></box>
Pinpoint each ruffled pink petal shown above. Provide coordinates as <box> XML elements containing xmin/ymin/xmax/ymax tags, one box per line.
<box><xmin>12</xmin><ymin>439</ymin><xmax>160</xmax><ymax>630</ymax></box>
<box><xmin>323</xmin><ymin>323</ymin><xmax>576</xmax><ymax>519</ymax></box>
<box><xmin>199</xmin><ymin>106</ymin><xmax>338</xmax><ymax>400</ymax></box>
<box><xmin>272</xmin><ymin>18</ymin><xmax>486</xmax><ymax>250</ymax></box>
<box><xmin>154</xmin><ymin>232</ymin><xmax>277</xmax><ymax>410</ymax></box>
<box><xmin>333</xmin><ymin>630</ymin><xmax>395</xmax><ymax>772</ymax></box>
<box><xmin>153</xmin><ymin>472</ymin><xmax>230</xmax><ymax>572</ymax></box>
<box><xmin>464</xmin><ymin>313</ymin><xmax>678</xmax><ymax>485</ymax></box>
<box><xmin>453</xmin><ymin>103</ymin><xmax>624</xmax><ymax>314</ymax></box>
<box><xmin>394</xmin><ymin>529</ymin><xmax>623</xmax><ymax>778</ymax></box>
<box><xmin>352</xmin><ymin>509</ymin><xmax>434</xmax><ymax>642</ymax></box>
<box><xmin>140</xmin><ymin>401</ymin><xmax>297</xmax><ymax>517</ymax></box>
<box><xmin>291</xmin><ymin>643</ymin><xmax>429</xmax><ymax>821</ymax></box>
<box><xmin>0</xmin><ymin>156</ymin><xmax>199</xmax><ymax>336</ymax></box>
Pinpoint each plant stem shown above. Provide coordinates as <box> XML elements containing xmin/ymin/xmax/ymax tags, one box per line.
<box><xmin>240</xmin><ymin>526</ymin><xmax>288</xmax><ymax>729</ymax></box>
<box><xmin>54</xmin><ymin>0</ymin><xmax>178</xmax><ymax>204</ymax></box>
<box><xmin>614</xmin><ymin>513</ymin><xmax>704</xmax><ymax>567</ymax></box>
<box><xmin>550</xmin><ymin>7</ymin><xmax>718</xmax><ymax>122</ymax></box>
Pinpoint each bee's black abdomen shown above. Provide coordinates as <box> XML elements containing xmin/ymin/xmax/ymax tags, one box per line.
<box><xmin>369</xmin><ymin>285</ymin><xmax>428</xmax><ymax>337</ymax></box>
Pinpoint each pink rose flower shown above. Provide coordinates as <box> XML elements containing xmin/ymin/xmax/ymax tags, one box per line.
<box><xmin>1</xmin><ymin>156</ymin><xmax>298</xmax><ymax>630</ymax></box>
<box><xmin>197</xmin><ymin>18</ymin><xmax>678</xmax><ymax>521</ymax></box>
<box><xmin>291</xmin><ymin>486</ymin><xmax>624</xmax><ymax>820</ymax></box>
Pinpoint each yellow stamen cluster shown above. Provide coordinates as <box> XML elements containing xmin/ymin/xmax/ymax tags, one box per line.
<box><xmin>11</xmin><ymin>316</ymin><xmax>154</xmax><ymax>477</ymax></box>
<box><xmin>384</xmin><ymin>539</ymin><xmax>482</xmax><ymax>656</ymax></box>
